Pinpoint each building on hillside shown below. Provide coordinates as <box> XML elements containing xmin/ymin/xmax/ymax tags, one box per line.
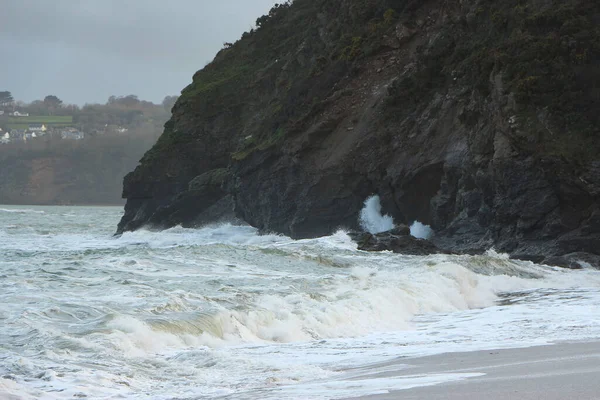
<box><xmin>0</xmin><ymin>132</ymin><xmax>9</xmax><ymax>144</ymax></box>
<box><xmin>28</xmin><ymin>124</ymin><xmax>47</xmax><ymax>132</ymax></box>
<box><xmin>11</xmin><ymin>111</ymin><xmax>30</xmax><ymax>117</ymax></box>
<box><xmin>0</xmin><ymin>110</ymin><xmax>4</xmax><ymax>115</ymax></box>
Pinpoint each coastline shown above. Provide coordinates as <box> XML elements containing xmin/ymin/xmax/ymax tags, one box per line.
<box><xmin>0</xmin><ymin>203</ymin><xmax>123</xmax><ymax>207</ymax></box>
<box><xmin>348</xmin><ymin>341</ymin><xmax>600</xmax><ymax>400</ymax></box>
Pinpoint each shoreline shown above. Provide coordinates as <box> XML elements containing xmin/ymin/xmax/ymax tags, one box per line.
<box><xmin>0</xmin><ymin>203</ymin><xmax>124</xmax><ymax>208</ymax></box>
<box><xmin>347</xmin><ymin>340</ymin><xmax>600</xmax><ymax>400</ymax></box>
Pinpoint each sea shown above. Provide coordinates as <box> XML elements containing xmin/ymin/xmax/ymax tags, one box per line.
<box><xmin>1</xmin><ymin>204</ymin><xmax>600</xmax><ymax>399</ymax></box>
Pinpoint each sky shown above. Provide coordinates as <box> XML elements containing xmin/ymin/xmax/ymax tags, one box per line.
<box><xmin>0</xmin><ymin>0</ymin><xmax>278</xmax><ymax>105</ymax></box>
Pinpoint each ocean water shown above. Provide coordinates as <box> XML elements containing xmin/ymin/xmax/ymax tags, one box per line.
<box><xmin>1</xmin><ymin>205</ymin><xmax>600</xmax><ymax>399</ymax></box>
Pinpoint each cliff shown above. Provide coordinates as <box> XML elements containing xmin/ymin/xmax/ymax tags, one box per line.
<box><xmin>118</xmin><ymin>0</ymin><xmax>600</xmax><ymax>267</ymax></box>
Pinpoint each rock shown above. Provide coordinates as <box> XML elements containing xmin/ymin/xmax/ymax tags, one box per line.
<box><xmin>389</xmin><ymin>225</ymin><xmax>411</xmax><ymax>236</ymax></box>
<box><xmin>359</xmin><ymin>233</ymin><xmax>448</xmax><ymax>256</ymax></box>
<box><xmin>188</xmin><ymin>168</ymin><xmax>228</xmax><ymax>191</ymax></box>
<box><xmin>349</xmin><ymin>226</ymin><xmax>448</xmax><ymax>256</ymax></box>
<box><xmin>543</xmin><ymin>255</ymin><xmax>584</xmax><ymax>269</ymax></box>
<box><xmin>395</xmin><ymin>23</ymin><xmax>417</xmax><ymax>46</ymax></box>
<box><xmin>117</xmin><ymin>168</ymin><xmax>233</xmax><ymax>233</ymax></box>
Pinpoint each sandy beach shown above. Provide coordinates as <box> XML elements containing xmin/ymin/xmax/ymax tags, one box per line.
<box><xmin>351</xmin><ymin>341</ymin><xmax>600</xmax><ymax>400</ymax></box>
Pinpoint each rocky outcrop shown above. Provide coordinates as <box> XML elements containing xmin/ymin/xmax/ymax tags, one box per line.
<box><xmin>349</xmin><ymin>226</ymin><xmax>449</xmax><ymax>255</ymax></box>
<box><xmin>118</xmin><ymin>0</ymin><xmax>600</xmax><ymax>266</ymax></box>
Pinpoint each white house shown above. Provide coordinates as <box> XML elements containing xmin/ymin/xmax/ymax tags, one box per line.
<box><xmin>11</xmin><ymin>111</ymin><xmax>30</xmax><ymax>117</ymax></box>
<box><xmin>0</xmin><ymin>110</ymin><xmax>4</xmax><ymax>115</ymax></box>
<box><xmin>0</xmin><ymin>132</ymin><xmax>9</xmax><ymax>144</ymax></box>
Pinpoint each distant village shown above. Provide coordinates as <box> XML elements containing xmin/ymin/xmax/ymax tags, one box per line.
<box><xmin>0</xmin><ymin>91</ymin><xmax>178</xmax><ymax>146</ymax></box>
<box><xmin>0</xmin><ymin>110</ymin><xmax>86</xmax><ymax>144</ymax></box>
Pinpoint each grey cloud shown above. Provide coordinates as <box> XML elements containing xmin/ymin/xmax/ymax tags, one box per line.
<box><xmin>0</xmin><ymin>0</ymin><xmax>277</xmax><ymax>104</ymax></box>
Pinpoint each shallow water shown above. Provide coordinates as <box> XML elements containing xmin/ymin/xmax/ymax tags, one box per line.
<box><xmin>1</xmin><ymin>205</ymin><xmax>600</xmax><ymax>399</ymax></box>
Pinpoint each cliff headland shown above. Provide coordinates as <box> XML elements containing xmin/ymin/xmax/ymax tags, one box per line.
<box><xmin>118</xmin><ymin>0</ymin><xmax>600</xmax><ymax>267</ymax></box>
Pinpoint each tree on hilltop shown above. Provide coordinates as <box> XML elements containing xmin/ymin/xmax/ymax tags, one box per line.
<box><xmin>44</xmin><ymin>95</ymin><xmax>63</xmax><ymax>108</ymax></box>
<box><xmin>107</xmin><ymin>95</ymin><xmax>140</xmax><ymax>108</ymax></box>
<box><xmin>0</xmin><ymin>91</ymin><xmax>14</xmax><ymax>106</ymax></box>
<box><xmin>43</xmin><ymin>95</ymin><xmax>63</xmax><ymax>115</ymax></box>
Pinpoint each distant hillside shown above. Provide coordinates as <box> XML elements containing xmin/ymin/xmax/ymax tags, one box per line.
<box><xmin>0</xmin><ymin>95</ymin><xmax>174</xmax><ymax>205</ymax></box>
<box><xmin>0</xmin><ymin>132</ymin><xmax>160</xmax><ymax>205</ymax></box>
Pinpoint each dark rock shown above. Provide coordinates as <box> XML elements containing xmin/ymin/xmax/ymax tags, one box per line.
<box><xmin>350</xmin><ymin>228</ymin><xmax>449</xmax><ymax>256</ymax></box>
<box><xmin>117</xmin><ymin>168</ymin><xmax>233</xmax><ymax>233</ymax></box>
<box><xmin>543</xmin><ymin>253</ymin><xmax>600</xmax><ymax>270</ymax></box>
<box><xmin>389</xmin><ymin>224</ymin><xmax>411</xmax><ymax>236</ymax></box>
<box><xmin>543</xmin><ymin>255</ymin><xmax>584</xmax><ymax>270</ymax></box>
<box><xmin>188</xmin><ymin>168</ymin><xmax>228</xmax><ymax>191</ymax></box>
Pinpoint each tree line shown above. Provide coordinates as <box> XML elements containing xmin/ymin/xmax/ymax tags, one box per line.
<box><xmin>0</xmin><ymin>91</ymin><xmax>179</xmax><ymax>138</ymax></box>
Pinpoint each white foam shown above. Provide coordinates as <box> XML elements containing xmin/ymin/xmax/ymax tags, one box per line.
<box><xmin>410</xmin><ymin>221</ymin><xmax>434</xmax><ymax>239</ymax></box>
<box><xmin>0</xmin><ymin>208</ymin><xmax>45</xmax><ymax>214</ymax></box>
<box><xmin>274</xmin><ymin>373</ymin><xmax>485</xmax><ymax>399</ymax></box>
<box><xmin>359</xmin><ymin>195</ymin><xmax>395</xmax><ymax>234</ymax></box>
<box><xmin>3</xmin><ymin>207</ymin><xmax>600</xmax><ymax>399</ymax></box>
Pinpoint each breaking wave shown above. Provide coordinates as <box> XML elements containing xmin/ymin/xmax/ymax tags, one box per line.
<box><xmin>0</xmin><ymin>208</ymin><xmax>45</xmax><ymax>214</ymax></box>
<box><xmin>359</xmin><ymin>195</ymin><xmax>395</xmax><ymax>234</ymax></box>
<box><xmin>410</xmin><ymin>221</ymin><xmax>434</xmax><ymax>239</ymax></box>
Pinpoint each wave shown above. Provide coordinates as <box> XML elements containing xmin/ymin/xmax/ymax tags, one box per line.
<box><xmin>100</xmin><ymin>249</ymin><xmax>599</xmax><ymax>355</ymax></box>
<box><xmin>0</xmin><ymin>208</ymin><xmax>45</xmax><ymax>214</ymax></box>
<box><xmin>115</xmin><ymin>223</ymin><xmax>289</xmax><ymax>249</ymax></box>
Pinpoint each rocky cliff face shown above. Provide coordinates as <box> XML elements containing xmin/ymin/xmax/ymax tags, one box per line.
<box><xmin>118</xmin><ymin>0</ymin><xmax>600</xmax><ymax>267</ymax></box>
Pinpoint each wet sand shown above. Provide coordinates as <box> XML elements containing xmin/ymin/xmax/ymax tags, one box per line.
<box><xmin>352</xmin><ymin>341</ymin><xmax>600</xmax><ymax>400</ymax></box>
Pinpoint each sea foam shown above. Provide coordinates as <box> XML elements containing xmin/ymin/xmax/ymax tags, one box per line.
<box><xmin>359</xmin><ymin>195</ymin><xmax>395</xmax><ymax>234</ymax></box>
<box><xmin>410</xmin><ymin>221</ymin><xmax>434</xmax><ymax>239</ymax></box>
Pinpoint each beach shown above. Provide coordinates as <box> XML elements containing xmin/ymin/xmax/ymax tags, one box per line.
<box><xmin>354</xmin><ymin>341</ymin><xmax>600</xmax><ymax>400</ymax></box>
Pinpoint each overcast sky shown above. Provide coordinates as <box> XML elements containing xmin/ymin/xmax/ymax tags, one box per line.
<box><xmin>0</xmin><ymin>0</ymin><xmax>278</xmax><ymax>105</ymax></box>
